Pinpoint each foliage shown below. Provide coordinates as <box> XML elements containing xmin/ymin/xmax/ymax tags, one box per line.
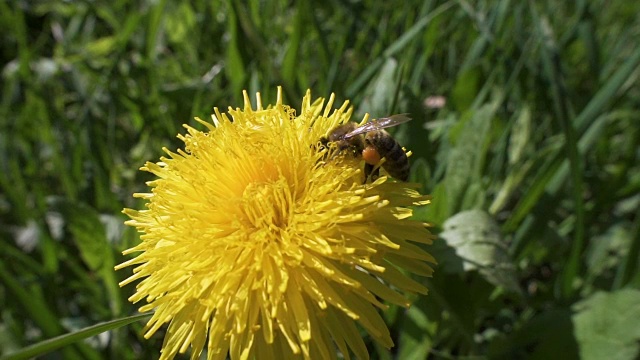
<box><xmin>1</xmin><ymin>0</ymin><xmax>639</xmax><ymax>358</ymax></box>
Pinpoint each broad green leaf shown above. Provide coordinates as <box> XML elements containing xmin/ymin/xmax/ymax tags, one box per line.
<box><xmin>440</xmin><ymin>210</ymin><xmax>520</xmax><ymax>293</ymax></box>
<box><xmin>585</xmin><ymin>224</ymin><xmax>632</xmax><ymax>283</ymax></box>
<box><xmin>445</xmin><ymin>102</ymin><xmax>495</xmax><ymax>214</ymax></box>
<box><xmin>573</xmin><ymin>289</ymin><xmax>640</xmax><ymax>360</ymax></box>
<box><xmin>60</xmin><ymin>201</ymin><xmax>114</xmax><ymax>273</ymax></box>
<box><xmin>428</xmin><ymin>233</ymin><xmax>464</xmax><ymax>274</ymax></box>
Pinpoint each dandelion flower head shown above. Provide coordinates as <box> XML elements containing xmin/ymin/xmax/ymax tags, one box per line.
<box><xmin>117</xmin><ymin>87</ymin><xmax>435</xmax><ymax>360</ymax></box>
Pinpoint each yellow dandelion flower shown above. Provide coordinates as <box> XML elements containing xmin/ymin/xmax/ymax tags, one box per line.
<box><xmin>116</xmin><ymin>87</ymin><xmax>435</xmax><ymax>360</ymax></box>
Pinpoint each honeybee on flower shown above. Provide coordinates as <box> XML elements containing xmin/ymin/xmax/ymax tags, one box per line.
<box><xmin>117</xmin><ymin>87</ymin><xmax>435</xmax><ymax>360</ymax></box>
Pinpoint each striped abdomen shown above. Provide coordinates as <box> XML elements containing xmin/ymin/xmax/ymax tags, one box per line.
<box><xmin>365</xmin><ymin>130</ymin><xmax>410</xmax><ymax>181</ymax></box>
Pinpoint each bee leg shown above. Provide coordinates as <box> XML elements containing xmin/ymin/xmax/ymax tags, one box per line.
<box><xmin>363</xmin><ymin>163</ymin><xmax>380</xmax><ymax>184</ymax></box>
<box><xmin>315</xmin><ymin>137</ymin><xmax>330</xmax><ymax>161</ymax></box>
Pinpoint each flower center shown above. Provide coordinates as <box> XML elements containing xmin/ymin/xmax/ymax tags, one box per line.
<box><xmin>240</xmin><ymin>177</ymin><xmax>293</xmax><ymax>235</ymax></box>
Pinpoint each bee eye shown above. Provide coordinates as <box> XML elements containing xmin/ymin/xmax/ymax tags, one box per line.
<box><xmin>362</xmin><ymin>146</ymin><xmax>381</xmax><ymax>165</ymax></box>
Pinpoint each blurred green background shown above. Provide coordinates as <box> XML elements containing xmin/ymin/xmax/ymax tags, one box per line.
<box><xmin>1</xmin><ymin>0</ymin><xmax>639</xmax><ymax>359</ymax></box>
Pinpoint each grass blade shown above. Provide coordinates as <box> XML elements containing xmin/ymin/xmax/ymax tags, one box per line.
<box><xmin>0</xmin><ymin>313</ymin><xmax>151</xmax><ymax>360</ymax></box>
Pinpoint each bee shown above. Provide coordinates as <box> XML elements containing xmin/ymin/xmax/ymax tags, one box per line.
<box><xmin>319</xmin><ymin>114</ymin><xmax>412</xmax><ymax>182</ymax></box>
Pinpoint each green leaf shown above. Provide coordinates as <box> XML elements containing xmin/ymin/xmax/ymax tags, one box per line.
<box><xmin>440</xmin><ymin>210</ymin><xmax>521</xmax><ymax>293</ymax></box>
<box><xmin>59</xmin><ymin>201</ymin><xmax>114</xmax><ymax>273</ymax></box>
<box><xmin>0</xmin><ymin>313</ymin><xmax>151</xmax><ymax>360</ymax></box>
<box><xmin>508</xmin><ymin>105</ymin><xmax>532</xmax><ymax>166</ymax></box>
<box><xmin>408</xmin><ymin>157</ymin><xmax>431</xmax><ymax>192</ymax></box>
<box><xmin>281</xmin><ymin>1</ymin><xmax>305</xmax><ymax>87</ymax></box>
<box><xmin>572</xmin><ymin>289</ymin><xmax>640</xmax><ymax>360</ymax></box>
<box><xmin>615</xmin><ymin>204</ymin><xmax>640</xmax><ymax>288</ymax></box>
<box><xmin>84</xmin><ymin>36</ymin><xmax>117</xmax><ymax>58</ymax></box>
<box><xmin>357</xmin><ymin>57</ymin><xmax>398</xmax><ymax>117</ymax></box>
<box><xmin>225</xmin><ymin>0</ymin><xmax>247</xmax><ymax>96</ymax></box>
<box><xmin>451</xmin><ymin>67</ymin><xmax>481</xmax><ymax>111</ymax></box>
<box><xmin>345</xmin><ymin>1</ymin><xmax>455</xmax><ymax>98</ymax></box>
<box><xmin>504</xmin><ymin>42</ymin><xmax>640</xmax><ymax>232</ymax></box>
<box><xmin>396</xmin><ymin>303</ymin><xmax>437</xmax><ymax>360</ymax></box>
<box><xmin>164</xmin><ymin>3</ymin><xmax>196</xmax><ymax>44</ymax></box>
<box><xmin>0</xmin><ymin>263</ymin><xmax>64</xmax><ymax>340</ymax></box>
<box><xmin>585</xmin><ymin>224</ymin><xmax>632</xmax><ymax>283</ymax></box>
<box><xmin>445</xmin><ymin>102</ymin><xmax>496</xmax><ymax>213</ymax></box>
<box><xmin>488</xmin><ymin>308</ymin><xmax>579</xmax><ymax>359</ymax></box>
<box><xmin>415</xmin><ymin>182</ymin><xmax>448</xmax><ymax>227</ymax></box>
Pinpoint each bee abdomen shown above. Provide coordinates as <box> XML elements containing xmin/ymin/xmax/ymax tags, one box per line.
<box><xmin>367</xmin><ymin>130</ymin><xmax>410</xmax><ymax>181</ymax></box>
<box><xmin>385</xmin><ymin>160</ymin><xmax>410</xmax><ymax>181</ymax></box>
<box><xmin>383</xmin><ymin>143</ymin><xmax>410</xmax><ymax>181</ymax></box>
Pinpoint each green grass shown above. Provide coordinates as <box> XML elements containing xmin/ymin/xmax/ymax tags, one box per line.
<box><xmin>1</xmin><ymin>0</ymin><xmax>639</xmax><ymax>359</ymax></box>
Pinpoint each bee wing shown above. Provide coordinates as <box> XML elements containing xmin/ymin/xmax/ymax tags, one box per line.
<box><xmin>343</xmin><ymin>113</ymin><xmax>412</xmax><ymax>138</ymax></box>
